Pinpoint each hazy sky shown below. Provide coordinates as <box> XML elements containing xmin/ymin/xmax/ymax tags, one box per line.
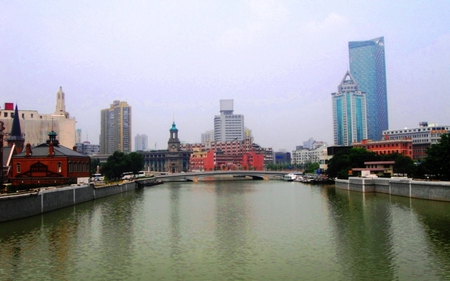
<box><xmin>1</xmin><ymin>1</ymin><xmax>449</xmax><ymax>151</ymax></box>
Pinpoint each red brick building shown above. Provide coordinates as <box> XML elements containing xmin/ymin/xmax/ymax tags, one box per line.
<box><xmin>10</xmin><ymin>131</ymin><xmax>90</xmax><ymax>186</ymax></box>
<box><xmin>185</xmin><ymin>138</ymin><xmax>265</xmax><ymax>171</ymax></box>
<box><xmin>352</xmin><ymin>138</ymin><xmax>413</xmax><ymax>158</ymax></box>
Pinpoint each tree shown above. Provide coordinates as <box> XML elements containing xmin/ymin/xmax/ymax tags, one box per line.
<box><xmin>423</xmin><ymin>133</ymin><xmax>450</xmax><ymax>180</ymax></box>
<box><xmin>304</xmin><ymin>162</ymin><xmax>320</xmax><ymax>174</ymax></box>
<box><xmin>380</xmin><ymin>153</ymin><xmax>416</xmax><ymax>176</ymax></box>
<box><xmin>100</xmin><ymin>151</ymin><xmax>144</xmax><ymax>180</ymax></box>
<box><xmin>127</xmin><ymin>152</ymin><xmax>144</xmax><ymax>174</ymax></box>
<box><xmin>90</xmin><ymin>158</ymin><xmax>100</xmax><ymax>175</ymax></box>
<box><xmin>326</xmin><ymin>148</ymin><xmax>378</xmax><ymax>179</ymax></box>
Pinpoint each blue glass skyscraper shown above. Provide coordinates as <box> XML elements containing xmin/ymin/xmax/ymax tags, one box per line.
<box><xmin>332</xmin><ymin>71</ymin><xmax>368</xmax><ymax>146</ymax></box>
<box><xmin>349</xmin><ymin>37</ymin><xmax>388</xmax><ymax>141</ymax></box>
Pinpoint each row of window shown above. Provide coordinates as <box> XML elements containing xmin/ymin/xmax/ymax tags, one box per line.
<box><xmin>16</xmin><ymin>162</ymin><xmax>89</xmax><ymax>173</ymax></box>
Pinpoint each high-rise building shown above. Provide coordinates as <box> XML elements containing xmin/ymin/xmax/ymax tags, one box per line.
<box><xmin>349</xmin><ymin>36</ymin><xmax>388</xmax><ymax>141</ymax></box>
<box><xmin>76</xmin><ymin>129</ymin><xmax>82</xmax><ymax>144</ymax></box>
<box><xmin>332</xmin><ymin>71</ymin><xmax>368</xmax><ymax>146</ymax></box>
<box><xmin>201</xmin><ymin>130</ymin><xmax>214</xmax><ymax>144</ymax></box>
<box><xmin>214</xmin><ymin>99</ymin><xmax>244</xmax><ymax>142</ymax></box>
<box><xmin>0</xmin><ymin>87</ymin><xmax>76</xmax><ymax>148</ymax></box>
<box><xmin>135</xmin><ymin>134</ymin><xmax>148</xmax><ymax>151</ymax></box>
<box><xmin>100</xmin><ymin>100</ymin><xmax>132</xmax><ymax>154</ymax></box>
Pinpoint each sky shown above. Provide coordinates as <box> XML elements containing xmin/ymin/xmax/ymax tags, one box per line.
<box><xmin>1</xmin><ymin>0</ymin><xmax>449</xmax><ymax>151</ymax></box>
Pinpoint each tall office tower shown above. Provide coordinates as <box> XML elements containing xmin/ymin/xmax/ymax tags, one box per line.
<box><xmin>349</xmin><ymin>36</ymin><xmax>388</xmax><ymax>141</ymax></box>
<box><xmin>332</xmin><ymin>71</ymin><xmax>368</xmax><ymax>146</ymax></box>
<box><xmin>135</xmin><ymin>133</ymin><xmax>148</xmax><ymax>151</ymax></box>
<box><xmin>100</xmin><ymin>100</ymin><xmax>132</xmax><ymax>154</ymax></box>
<box><xmin>214</xmin><ymin>99</ymin><xmax>244</xmax><ymax>142</ymax></box>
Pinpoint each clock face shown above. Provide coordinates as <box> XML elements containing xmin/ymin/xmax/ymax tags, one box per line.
<box><xmin>171</xmin><ymin>144</ymin><xmax>176</xmax><ymax>149</ymax></box>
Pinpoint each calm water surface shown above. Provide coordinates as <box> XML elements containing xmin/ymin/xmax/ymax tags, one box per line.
<box><xmin>1</xmin><ymin>180</ymin><xmax>450</xmax><ymax>280</ymax></box>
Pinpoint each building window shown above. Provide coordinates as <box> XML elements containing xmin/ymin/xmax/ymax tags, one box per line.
<box><xmin>17</xmin><ymin>163</ymin><xmax>21</xmax><ymax>173</ymax></box>
<box><xmin>58</xmin><ymin>162</ymin><xmax>62</xmax><ymax>173</ymax></box>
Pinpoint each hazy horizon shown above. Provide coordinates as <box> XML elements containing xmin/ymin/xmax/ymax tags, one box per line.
<box><xmin>2</xmin><ymin>1</ymin><xmax>449</xmax><ymax>151</ymax></box>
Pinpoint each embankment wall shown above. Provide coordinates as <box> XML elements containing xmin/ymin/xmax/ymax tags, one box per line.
<box><xmin>0</xmin><ymin>182</ymin><xmax>136</xmax><ymax>223</ymax></box>
<box><xmin>336</xmin><ymin>178</ymin><xmax>450</xmax><ymax>202</ymax></box>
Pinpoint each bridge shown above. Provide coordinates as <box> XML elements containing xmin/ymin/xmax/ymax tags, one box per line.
<box><xmin>136</xmin><ymin>170</ymin><xmax>288</xmax><ymax>185</ymax></box>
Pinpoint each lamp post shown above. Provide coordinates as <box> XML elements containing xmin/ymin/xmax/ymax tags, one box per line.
<box><xmin>0</xmin><ymin>121</ymin><xmax>4</xmax><ymax>187</ymax></box>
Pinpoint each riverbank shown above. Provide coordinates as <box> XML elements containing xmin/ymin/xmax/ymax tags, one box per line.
<box><xmin>0</xmin><ymin>182</ymin><xmax>137</xmax><ymax>223</ymax></box>
<box><xmin>335</xmin><ymin>177</ymin><xmax>450</xmax><ymax>202</ymax></box>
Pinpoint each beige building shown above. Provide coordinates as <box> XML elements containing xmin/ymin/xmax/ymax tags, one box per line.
<box><xmin>100</xmin><ymin>100</ymin><xmax>132</xmax><ymax>154</ymax></box>
<box><xmin>1</xmin><ymin>87</ymin><xmax>76</xmax><ymax>148</ymax></box>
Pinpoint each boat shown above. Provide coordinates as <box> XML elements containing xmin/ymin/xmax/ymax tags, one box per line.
<box><xmin>281</xmin><ymin>173</ymin><xmax>297</xmax><ymax>181</ymax></box>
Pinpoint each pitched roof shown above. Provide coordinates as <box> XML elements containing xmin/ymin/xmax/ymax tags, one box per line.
<box><xmin>8</xmin><ymin>105</ymin><xmax>25</xmax><ymax>142</ymax></box>
<box><xmin>15</xmin><ymin>143</ymin><xmax>86</xmax><ymax>158</ymax></box>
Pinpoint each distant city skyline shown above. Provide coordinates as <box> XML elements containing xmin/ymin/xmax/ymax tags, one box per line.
<box><xmin>2</xmin><ymin>1</ymin><xmax>449</xmax><ymax>151</ymax></box>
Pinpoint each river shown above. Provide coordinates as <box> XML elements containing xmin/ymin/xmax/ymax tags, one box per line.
<box><xmin>1</xmin><ymin>180</ymin><xmax>450</xmax><ymax>280</ymax></box>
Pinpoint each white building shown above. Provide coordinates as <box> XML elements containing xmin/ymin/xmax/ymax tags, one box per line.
<box><xmin>382</xmin><ymin>122</ymin><xmax>450</xmax><ymax>160</ymax></box>
<box><xmin>214</xmin><ymin>99</ymin><xmax>244</xmax><ymax>142</ymax></box>
<box><xmin>0</xmin><ymin>87</ymin><xmax>76</xmax><ymax>148</ymax></box>
<box><xmin>76</xmin><ymin>141</ymin><xmax>101</xmax><ymax>155</ymax></box>
<box><xmin>201</xmin><ymin>130</ymin><xmax>214</xmax><ymax>144</ymax></box>
<box><xmin>291</xmin><ymin>145</ymin><xmax>327</xmax><ymax>165</ymax></box>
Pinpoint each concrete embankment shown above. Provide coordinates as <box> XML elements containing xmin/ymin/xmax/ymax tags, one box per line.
<box><xmin>336</xmin><ymin>177</ymin><xmax>450</xmax><ymax>202</ymax></box>
<box><xmin>0</xmin><ymin>182</ymin><xmax>136</xmax><ymax>223</ymax></box>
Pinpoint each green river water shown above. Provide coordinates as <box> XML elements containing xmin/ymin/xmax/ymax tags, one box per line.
<box><xmin>1</xmin><ymin>180</ymin><xmax>450</xmax><ymax>280</ymax></box>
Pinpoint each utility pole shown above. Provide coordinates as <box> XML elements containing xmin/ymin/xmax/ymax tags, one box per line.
<box><xmin>0</xmin><ymin>121</ymin><xmax>4</xmax><ymax>187</ymax></box>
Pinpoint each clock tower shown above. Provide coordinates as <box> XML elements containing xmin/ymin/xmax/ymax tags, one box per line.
<box><xmin>165</xmin><ymin>122</ymin><xmax>187</xmax><ymax>173</ymax></box>
<box><xmin>168</xmin><ymin>122</ymin><xmax>180</xmax><ymax>152</ymax></box>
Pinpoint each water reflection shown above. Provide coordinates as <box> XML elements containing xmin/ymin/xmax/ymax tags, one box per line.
<box><xmin>214</xmin><ymin>181</ymin><xmax>255</xmax><ymax>280</ymax></box>
<box><xmin>328</xmin><ymin>189</ymin><xmax>396</xmax><ymax>280</ymax></box>
<box><xmin>1</xmin><ymin>182</ymin><xmax>450</xmax><ymax>280</ymax></box>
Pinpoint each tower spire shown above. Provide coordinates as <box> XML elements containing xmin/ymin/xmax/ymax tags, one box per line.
<box><xmin>7</xmin><ymin>105</ymin><xmax>25</xmax><ymax>153</ymax></box>
<box><xmin>55</xmin><ymin>86</ymin><xmax>66</xmax><ymax>115</ymax></box>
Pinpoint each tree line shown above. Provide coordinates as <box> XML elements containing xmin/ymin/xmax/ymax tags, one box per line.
<box><xmin>93</xmin><ymin>133</ymin><xmax>450</xmax><ymax>181</ymax></box>
<box><xmin>327</xmin><ymin>132</ymin><xmax>450</xmax><ymax>180</ymax></box>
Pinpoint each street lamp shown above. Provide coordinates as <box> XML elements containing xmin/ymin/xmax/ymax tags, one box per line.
<box><xmin>0</xmin><ymin>121</ymin><xmax>5</xmax><ymax>187</ymax></box>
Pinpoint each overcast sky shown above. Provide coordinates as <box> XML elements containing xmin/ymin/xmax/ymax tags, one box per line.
<box><xmin>1</xmin><ymin>1</ymin><xmax>449</xmax><ymax>151</ymax></box>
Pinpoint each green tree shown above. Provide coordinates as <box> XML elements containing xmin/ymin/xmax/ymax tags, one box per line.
<box><xmin>90</xmin><ymin>158</ymin><xmax>100</xmax><ymax>175</ymax></box>
<box><xmin>304</xmin><ymin>162</ymin><xmax>320</xmax><ymax>174</ymax></box>
<box><xmin>100</xmin><ymin>151</ymin><xmax>144</xmax><ymax>180</ymax></box>
<box><xmin>127</xmin><ymin>152</ymin><xmax>144</xmax><ymax>174</ymax></box>
<box><xmin>380</xmin><ymin>153</ymin><xmax>416</xmax><ymax>176</ymax></box>
<box><xmin>423</xmin><ymin>133</ymin><xmax>450</xmax><ymax>180</ymax></box>
<box><xmin>326</xmin><ymin>148</ymin><xmax>378</xmax><ymax>179</ymax></box>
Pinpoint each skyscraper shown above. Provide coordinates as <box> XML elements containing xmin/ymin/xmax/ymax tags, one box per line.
<box><xmin>135</xmin><ymin>133</ymin><xmax>148</xmax><ymax>151</ymax></box>
<box><xmin>332</xmin><ymin>71</ymin><xmax>368</xmax><ymax>146</ymax></box>
<box><xmin>349</xmin><ymin>36</ymin><xmax>388</xmax><ymax>141</ymax></box>
<box><xmin>100</xmin><ymin>100</ymin><xmax>132</xmax><ymax>154</ymax></box>
<box><xmin>214</xmin><ymin>99</ymin><xmax>244</xmax><ymax>142</ymax></box>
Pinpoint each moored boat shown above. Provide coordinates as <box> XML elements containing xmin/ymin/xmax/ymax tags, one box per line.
<box><xmin>281</xmin><ymin>173</ymin><xmax>297</xmax><ymax>181</ymax></box>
